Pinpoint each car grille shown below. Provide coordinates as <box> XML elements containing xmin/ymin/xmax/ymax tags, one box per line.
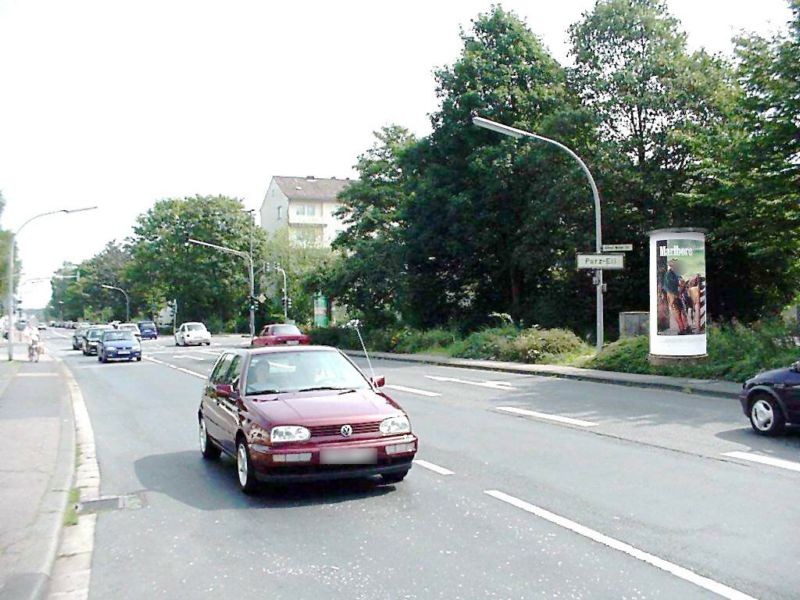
<box><xmin>309</xmin><ymin>421</ymin><xmax>381</xmax><ymax>438</ymax></box>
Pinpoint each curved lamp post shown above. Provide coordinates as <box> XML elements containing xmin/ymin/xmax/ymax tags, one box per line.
<box><xmin>101</xmin><ymin>284</ymin><xmax>130</xmax><ymax>322</ymax></box>
<box><xmin>472</xmin><ymin>116</ymin><xmax>605</xmax><ymax>352</ymax></box>
<box><xmin>6</xmin><ymin>206</ymin><xmax>97</xmax><ymax>360</ymax></box>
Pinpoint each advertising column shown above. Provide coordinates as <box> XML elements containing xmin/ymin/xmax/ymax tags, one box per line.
<box><xmin>649</xmin><ymin>229</ymin><xmax>707</xmax><ymax>359</ymax></box>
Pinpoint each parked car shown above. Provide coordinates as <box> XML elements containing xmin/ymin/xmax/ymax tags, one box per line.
<box><xmin>97</xmin><ymin>330</ymin><xmax>142</xmax><ymax>363</ymax></box>
<box><xmin>198</xmin><ymin>346</ymin><xmax>417</xmax><ymax>493</ymax></box>
<box><xmin>73</xmin><ymin>325</ymin><xmax>90</xmax><ymax>350</ymax></box>
<box><xmin>118</xmin><ymin>323</ymin><xmax>141</xmax><ymax>340</ymax></box>
<box><xmin>137</xmin><ymin>320</ymin><xmax>158</xmax><ymax>340</ymax></box>
<box><xmin>37</xmin><ymin>323</ymin><xmax>47</xmax><ymax>331</ymax></box>
<box><xmin>175</xmin><ymin>322</ymin><xmax>211</xmax><ymax>346</ymax></box>
<box><xmin>740</xmin><ymin>361</ymin><xmax>800</xmax><ymax>435</ymax></box>
<box><xmin>82</xmin><ymin>325</ymin><xmax>113</xmax><ymax>356</ymax></box>
<box><xmin>251</xmin><ymin>324</ymin><xmax>311</xmax><ymax>347</ymax></box>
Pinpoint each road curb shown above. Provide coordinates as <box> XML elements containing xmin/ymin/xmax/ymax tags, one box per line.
<box><xmin>343</xmin><ymin>351</ymin><xmax>740</xmax><ymax>400</ymax></box>
<box><xmin>45</xmin><ymin>361</ymin><xmax>99</xmax><ymax>600</ymax></box>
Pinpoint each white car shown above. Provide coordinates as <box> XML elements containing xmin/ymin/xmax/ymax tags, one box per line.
<box><xmin>175</xmin><ymin>322</ymin><xmax>211</xmax><ymax>346</ymax></box>
<box><xmin>118</xmin><ymin>323</ymin><xmax>141</xmax><ymax>340</ymax></box>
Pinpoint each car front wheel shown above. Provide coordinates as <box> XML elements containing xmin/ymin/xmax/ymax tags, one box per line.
<box><xmin>749</xmin><ymin>395</ymin><xmax>786</xmax><ymax>436</ymax></box>
<box><xmin>199</xmin><ymin>416</ymin><xmax>221</xmax><ymax>460</ymax></box>
<box><xmin>236</xmin><ymin>438</ymin><xmax>257</xmax><ymax>494</ymax></box>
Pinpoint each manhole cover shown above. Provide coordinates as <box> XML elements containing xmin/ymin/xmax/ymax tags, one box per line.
<box><xmin>78</xmin><ymin>492</ymin><xmax>146</xmax><ymax>514</ymax></box>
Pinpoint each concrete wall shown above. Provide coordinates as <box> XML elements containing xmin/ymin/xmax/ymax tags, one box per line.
<box><xmin>259</xmin><ymin>179</ymin><xmax>289</xmax><ymax>235</ymax></box>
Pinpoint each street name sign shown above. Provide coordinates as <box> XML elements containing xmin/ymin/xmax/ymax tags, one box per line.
<box><xmin>577</xmin><ymin>253</ymin><xmax>625</xmax><ymax>270</ymax></box>
<box><xmin>602</xmin><ymin>243</ymin><xmax>633</xmax><ymax>252</ymax></box>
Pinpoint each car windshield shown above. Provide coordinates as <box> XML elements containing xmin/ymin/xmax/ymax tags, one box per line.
<box><xmin>245</xmin><ymin>350</ymin><xmax>370</xmax><ymax>395</ymax></box>
<box><xmin>186</xmin><ymin>323</ymin><xmax>206</xmax><ymax>331</ymax></box>
<box><xmin>120</xmin><ymin>325</ymin><xmax>138</xmax><ymax>331</ymax></box>
<box><xmin>87</xmin><ymin>328</ymin><xmax>109</xmax><ymax>340</ymax></box>
<box><xmin>103</xmin><ymin>331</ymin><xmax>134</xmax><ymax>342</ymax></box>
<box><xmin>271</xmin><ymin>325</ymin><xmax>301</xmax><ymax>335</ymax></box>
<box><xmin>139</xmin><ymin>322</ymin><xmax>155</xmax><ymax>328</ymax></box>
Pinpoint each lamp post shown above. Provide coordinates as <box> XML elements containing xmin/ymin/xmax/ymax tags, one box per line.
<box><xmin>188</xmin><ymin>238</ymin><xmax>255</xmax><ymax>339</ymax></box>
<box><xmin>6</xmin><ymin>206</ymin><xmax>97</xmax><ymax>360</ymax></box>
<box><xmin>101</xmin><ymin>284</ymin><xmax>130</xmax><ymax>322</ymax></box>
<box><xmin>472</xmin><ymin>116</ymin><xmax>605</xmax><ymax>352</ymax></box>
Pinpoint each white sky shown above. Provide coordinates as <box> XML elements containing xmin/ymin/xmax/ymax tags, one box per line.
<box><xmin>0</xmin><ymin>0</ymin><xmax>792</xmax><ymax>308</ymax></box>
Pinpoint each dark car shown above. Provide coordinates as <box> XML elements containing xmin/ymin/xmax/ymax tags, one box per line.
<box><xmin>137</xmin><ymin>321</ymin><xmax>158</xmax><ymax>340</ymax></box>
<box><xmin>72</xmin><ymin>325</ymin><xmax>90</xmax><ymax>350</ymax></box>
<box><xmin>98</xmin><ymin>330</ymin><xmax>142</xmax><ymax>363</ymax></box>
<box><xmin>251</xmin><ymin>324</ymin><xmax>311</xmax><ymax>347</ymax></box>
<box><xmin>82</xmin><ymin>326</ymin><xmax>113</xmax><ymax>356</ymax></box>
<box><xmin>197</xmin><ymin>346</ymin><xmax>417</xmax><ymax>493</ymax></box>
<box><xmin>739</xmin><ymin>361</ymin><xmax>800</xmax><ymax>435</ymax></box>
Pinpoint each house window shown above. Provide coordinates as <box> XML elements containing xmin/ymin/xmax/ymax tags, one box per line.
<box><xmin>295</xmin><ymin>204</ymin><xmax>316</xmax><ymax>217</ymax></box>
<box><xmin>277</xmin><ymin>206</ymin><xmax>282</xmax><ymax>221</ymax></box>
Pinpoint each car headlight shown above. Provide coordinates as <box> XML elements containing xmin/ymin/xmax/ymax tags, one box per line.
<box><xmin>380</xmin><ymin>415</ymin><xmax>411</xmax><ymax>435</ymax></box>
<box><xmin>270</xmin><ymin>425</ymin><xmax>310</xmax><ymax>444</ymax></box>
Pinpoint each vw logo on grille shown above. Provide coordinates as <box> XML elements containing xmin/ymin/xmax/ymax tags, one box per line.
<box><xmin>340</xmin><ymin>424</ymin><xmax>353</xmax><ymax>437</ymax></box>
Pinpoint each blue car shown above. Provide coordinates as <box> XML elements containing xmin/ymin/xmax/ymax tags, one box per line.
<box><xmin>137</xmin><ymin>320</ymin><xmax>158</xmax><ymax>340</ymax></box>
<box><xmin>97</xmin><ymin>330</ymin><xmax>142</xmax><ymax>363</ymax></box>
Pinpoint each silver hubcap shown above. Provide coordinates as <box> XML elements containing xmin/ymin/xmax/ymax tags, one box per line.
<box><xmin>237</xmin><ymin>443</ymin><xmax>248</xmax><ymax>487</ymax></box>
<box><xmin>752</xmin><ymin>400</ymin><xmax>774</xmax><ymax>431</ymax></box>
<box><xmin>199</xmin><ymin>419</ymin><xmax>207</xmax><ymax>452</ymax></box>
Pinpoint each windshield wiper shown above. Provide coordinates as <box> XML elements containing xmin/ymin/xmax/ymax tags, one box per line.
<box><xmin>247</xmin><ymin>389</ymin><xmax>282</xmax><ymax>395</ymax></box>
<box><xmin>297</xmin><ymin>386</ymin><xmax>356</xmax><ymax>394</ymax></box>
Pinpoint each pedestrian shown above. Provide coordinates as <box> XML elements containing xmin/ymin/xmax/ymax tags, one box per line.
<box><xmin>662</xmin><ymin>258</ymin><xmax>690</xmax><ymax>334</ymax></box>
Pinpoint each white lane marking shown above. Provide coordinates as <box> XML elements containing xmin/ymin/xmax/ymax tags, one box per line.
<box><xmin>485</xmin><ymin>490</ymin><xmax>756</xmax><ymax>600</ymax></box>
<box><xmin>385</xmin><ymin>384</ymin><xmax>441</xmax><ymax>397</ymax></box>
<box><xmin>16</xmin><ymin>372</ymin><xmax>59</xmax><ymax>378</ymax></box>
<box><xmin>144</xmin><ymin>356</ymin><xmax>206</xmax><ymax>379</ymax></box>
<box><xmin>172</xmin><ymin>354</ymin><xmax>207</xmax><ymax>361</ymax></box>
<box><xmin>425</xmin><ymin>375</ymin><xmax>516</xmax><ymax>390</ymax></box>
<box><xmin>722</xmin><ymin>451</ymin><xmax>800</xmax><ymax>473</ymax></box>
<box><xmin>413</xmin><ymin>459</ymin><xmax>455</xmax><ymax>476</ymax></box>
<box><xmin>495</xmin><ymin>406</ymin><xmax>597</xmax><ymax>428</ymax></box>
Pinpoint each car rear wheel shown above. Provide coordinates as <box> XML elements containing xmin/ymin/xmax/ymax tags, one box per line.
<box><xmin>749</xmin><ymin>395</ymin><xmax>785</xmax><ymax>436</ymax></box>
<box><xmin>236</xmin><ymin>438</ymin><xmax>257</xmax><ymax>494</ymax></box>
<box><xmin>199</xmin><ymin>417</ymin><xmax>221</xmax><ymax>460</ymax></box>
<box><xmin>381</xmin><ymin>469</ymin><xmax>409</xmax><ymax>484</ymax></box>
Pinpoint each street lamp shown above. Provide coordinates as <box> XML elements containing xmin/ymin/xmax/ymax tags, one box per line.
<box><xmin>188</xmin><ymin>238</ymin><xmax>255</xmax><ymax>339</ymax></box>
<box><xmin>101</xmin><ymin>284</ymin><xmax>130</xmax><ymax>322</ymax></box>
<box><xmin>472</xmin><ymin>116</ymin><xmax>605</xmax><ymax>352</ymax></box>
<box><xmin>6</xmin><ymin>206</ymin><xmax>97</xmax><ymax>360</ymax></box>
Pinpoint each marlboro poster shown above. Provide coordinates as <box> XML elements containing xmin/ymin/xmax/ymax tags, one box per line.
<box><xmin>649</xmin><ymin>230</ymin><xmax>707</xmax><ymax>357</ymax></box>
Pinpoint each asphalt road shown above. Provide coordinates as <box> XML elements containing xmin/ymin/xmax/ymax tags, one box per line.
<box><xmin>44</xmin><ymin>330</ymin><xmax>800</xmax><ymax>600</ymax></box>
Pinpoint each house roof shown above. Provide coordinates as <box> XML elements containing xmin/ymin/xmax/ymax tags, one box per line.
<box><xmin>273</xmin><ymin>176</ymin><xmax>351</xmax><ymax>202</ymax></box>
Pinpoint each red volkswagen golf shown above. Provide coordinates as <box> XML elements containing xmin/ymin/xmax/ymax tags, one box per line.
<box><xmin>197</xmin><ymin>346</ymin><xmax>418</xmax><ymax>493</ymax></box>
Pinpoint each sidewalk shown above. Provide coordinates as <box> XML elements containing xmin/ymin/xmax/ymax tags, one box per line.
<box><xmin>344</xmin><ymin>350</ymin><xmax>742</xmax><ymax>399</ymax></box>
<box><xmin>0</xmin><ymin>353</ymin><xmax>75</xmax><ymax>600</ymax></box>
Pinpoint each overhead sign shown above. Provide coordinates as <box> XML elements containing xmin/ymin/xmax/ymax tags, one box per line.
<box><xmin>577</xmin><ymin>253</ymin><xmax>624</xmax><ymax>270</ymax></box>
<box><xmin>602</xmin><ymin>243</ymin><xmax>633</xmax><ymax>252</ymax></box>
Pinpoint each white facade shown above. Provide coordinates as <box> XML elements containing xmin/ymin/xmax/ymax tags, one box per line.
<box><xmin>259</xmin><ymin>176</ymin><xmax>350</xmax><ymax>247</ymax></box>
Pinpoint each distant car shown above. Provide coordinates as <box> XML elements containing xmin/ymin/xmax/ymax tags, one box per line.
<box><xmin>740</xmin><ymin>361</ymin><xmax>800</xmax><ymax>435</ymax></box>
<box><xmin>137</xmin><ymin>321</ymin><xmax>158</xmax><ymax>340</ymax></box>
<box><xmin>97</xmin><ymin>330</ymin><xmax>141</xmax><ymax>363</ymax></box>
<box><xmin>197</xmin><ymin>346</ymin><xmax>417</xmax><ymax>493</ymax></box>
<box><xmin>73</xmin><ymin>325</ymin><xmax>90</xmax><ymax>350</ymax></box>
<box><xmin>37</xmin><ymin>324</ymin><xmax>47</xmax><ymax>331</ymax></box>
<box><xmin>118</xmin><ymin>323</ymin><xmax>141</xmax><ymax>340</ymax></box>
<box><xmin>82</xmin><ymin>326</ymin><xmax>113</xmax><ymax>356</ymax></box>
<box><xmin>175</xmin><ymin>322</ymin><xmax>211</xmax><ymax>346</ymax></box>
<box><xmin>251</xmin><ymin>324</ymin><xmax>311</xmax><ymax>347</ymax></box>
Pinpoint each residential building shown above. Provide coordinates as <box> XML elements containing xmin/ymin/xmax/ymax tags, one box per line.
<box><xmin>259</xmin><ymin>175</ymin><xmax>351</xmax><ymax>246</ymax></box>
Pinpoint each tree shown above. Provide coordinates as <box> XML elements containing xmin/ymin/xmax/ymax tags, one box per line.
<box><xmin>126</xmin><ymin>195</ymin><xmax>266</xmax><ymax>331</ymax></box>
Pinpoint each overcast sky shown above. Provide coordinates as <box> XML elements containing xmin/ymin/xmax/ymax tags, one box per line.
<box><xmin>0</xmin><ymin>0</ymin><xmax>792</xmax><ymax>308</ymax></box>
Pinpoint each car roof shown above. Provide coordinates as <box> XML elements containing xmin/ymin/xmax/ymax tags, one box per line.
<box><xmin>246</xmin><ymin>345</ymin><xmax>337</xmax><ymax>356</ymax></box>
<box><xmin>180</xmin><ymin>322</ymin><xmax>205</xmax><ymax>326</ymax></box>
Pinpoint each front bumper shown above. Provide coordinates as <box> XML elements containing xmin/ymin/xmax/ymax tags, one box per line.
<box><xmin>738</xmin><ymin>390</ymin><xmax>750</xmax><ymax>416</ymax></box>
<box><xmin>86</xmin><ymin>342</ymin><xmax>99</xmax><ymax>355</ymax></box>
<box><xmin>249</xmin><ymin>434</ymin><xmax>417</xmax><ymax>483</ymax></box>
<box><xmin>104</xmin><ymin>349</ymin><xmax>142</xmax><ymax>361</ymax></box>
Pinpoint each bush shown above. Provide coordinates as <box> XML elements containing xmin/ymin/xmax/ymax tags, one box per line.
<box><xmin>308</xmin><ymin>327</ymin><xmax>358</xmax><ymax>349</ymax></box>
<box><xmin>449</xmin><ymin>326</ymin><xmax>518</xmax><ymax>360</ymax></box>
<box><xmin>392</xmin><ymin>328</ymin><xmax>459</xmax><ymax>354</ymax></box>
<box><xmin>499</xmin><ymin>328</ymin><xmax>591</xmax><ymax>363</ymax></box>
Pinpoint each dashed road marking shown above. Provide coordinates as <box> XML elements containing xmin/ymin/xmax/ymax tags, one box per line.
<box><xmin>722</xmin><ymin>451</ymin><xmax>800</xmax><ymax>473</ymax></box>
<box><xmin>425</xmin><ymin>375</ymin><xmax>516</xmax><ymax>390</ymax></box>
<box><xmin>144</xmin><ymin>356</ymin><xmax>206</xmax><ymax>379</ymax></box>
<box><xmin>385</xmin><ymin>384</ymin><xmax>441</xmax><ymax>397</ymax></box>
<box><xmin>484</xmin><ymin>490</ymin><xmax>756</xmax><ymax>600</ymax></box>
<box><xmin>494</xmin><ymin>406</ymin><xmax>597</xmax><ymax>427</ymax></box>
<box><xmin>413</xmin><ymin>459</ymin><xmax>455</xmax><ymax>476</ymax></box>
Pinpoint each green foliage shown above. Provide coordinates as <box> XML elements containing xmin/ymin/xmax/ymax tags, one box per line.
<box><xmin>589</xmin><ymin>320</ymin><xmax>800</xmax><ymax>381</ymax></box>
<box><xmin>449</xmin><ymin>326</ymin><xmax>590</xmax><ymax>363</ymax></box>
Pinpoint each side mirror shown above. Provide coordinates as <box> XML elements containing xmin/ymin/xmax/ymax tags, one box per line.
<box><xmin>215</xmin><ymin>383</ymin><xmax>233</xmax><ymax>398</ymax></box>
<box><xmin>792</xmin><ymin>361</ymin><xmax>800</xmax><ymax>373</ymax></box>
<box><xmin>371</xmin><ymin>375</ymin><xmax>386</xmax><ymax>388</ymax></box>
